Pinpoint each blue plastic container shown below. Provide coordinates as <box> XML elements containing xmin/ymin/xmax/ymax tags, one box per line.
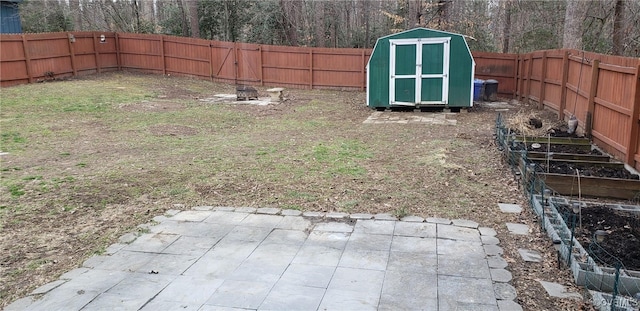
<box><xmin>473</xmin><ymin>79</ymin><xmax>485</xmax><ymax>101</ymax></box>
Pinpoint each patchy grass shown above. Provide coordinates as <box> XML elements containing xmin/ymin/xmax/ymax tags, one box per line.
<box><xmin>0</xmin><ymin>72</ymin><xmax>521</xmax><ymax>308</ymax></box>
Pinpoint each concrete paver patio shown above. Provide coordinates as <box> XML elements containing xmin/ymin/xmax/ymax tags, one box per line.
<box><xmin>7</xmin><ymin>207</ymin><xmax>521</xmax><ymax>311</ymax></box>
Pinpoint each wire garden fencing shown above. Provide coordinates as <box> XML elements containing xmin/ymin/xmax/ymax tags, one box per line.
<box><xmin>495</xmin><ymin>113</ymin><xmax>640</xmax><ymax>311</ymax></box>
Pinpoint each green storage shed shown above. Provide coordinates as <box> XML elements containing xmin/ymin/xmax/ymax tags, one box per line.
<box><xmin>367</xmin><ymin>28</ymin><xmax>475</xmax><ymax>110</ymax></box>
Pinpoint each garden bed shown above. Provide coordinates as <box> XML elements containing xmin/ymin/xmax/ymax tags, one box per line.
<box><xmin>507</xmin><ymin>135</ymin><xmax>640</xmax><ymax>199</ymax></box>
<box><xmin>554</xmin><ymin>202</ymin><xmax>640</xmax><ymax>271</ymax></box>
<box><xmin>532</xmin><ymin>196</ymin><xmax>640</xmax><ymax>299</ymax></box>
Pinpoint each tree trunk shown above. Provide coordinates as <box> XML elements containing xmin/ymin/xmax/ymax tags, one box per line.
<box><xmin>187</xmin><ymin>0</ymin><xmax>200</xmax><ymax>38</ymax></box>
<box><xmin>315</xmin><ymin>1</ymin><xmax>325</xmax><ymax>47</ymax></box>
<box><xmin>502</xmin><ymin>0</ymin><xmax>512</xmax><ymax>53</ymax></box>
<box><xmin>438</xmin><ymin>0</ymin><xmax>450</xmax><ymax>30</ymax></box>
<box><xmin>156</xmin><ymin>0</ymin><xmax>165</xmax><ymax>26</ymax></box>
<box><xmin>612</xmin><ymin>0</ymin><xmax>625</xmax><ymax>55</ymax></box>
<box><xmin>562</xmin><ymin>0</ymin><xmax>586</xmax><ymax>49</ymax></box>
<box><xmin>69</xmin><ymin>0</ymin><xmax>82</xmax><ymax>30</ymax></box>
<box><xmin>142</xmin><ymin>0</ymin><xmax>155</xmax><ymax>30</ymax></box>
<box><xmin>408</xmin><ymin>0</ymin><xmax>419</xmax><ymax>28</ymax></box>
<box><xmin>363</xmin><ymin>0</ymin><xmax>370</xmax><ymax>48</ymax></box>
<box><xmin>133</xmin><ymin>0</ymin><xmax>142</xmax><ymax>32</ymax></box>
<box><xmin>176</xmin><ymin>0</ymin><xmax>189</xmax><ymax>37</ymax></box>
<box><xmin>279</xmin><ymin>0</ymin><xmax>298</xmax><ymax>46</ymax></box>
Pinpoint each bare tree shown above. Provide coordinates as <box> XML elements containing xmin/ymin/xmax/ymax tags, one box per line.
<box><xmin>612</xmin><ymin>0</ymin><xmax>625</xmax><ymax>55</ymax></box>
<box><xmin>176</xmin><ymin>0</ymin><xmax>189</xmax><ymax>37</ymax></box>
<box><xmin>437</xmin><ymin>0</ymin><xmax>450</xmax><ymax>29</ymax></box>
<box><xmin>187</xmin><ymin>0</ymin><xmax>200</xmax><ymax>38</ymax></box>
<box><xmin>563</xmin><ymin>0</ymin><xmax>587</xmax><ymax>49</ymax></box>
<box><xmin>502</xmin><ymin>0</ymin><xmax>512</xmax><ymax>53</ymax></box>
<box><xmin>142</xmin><ymin>0</ymin><xmax>156</xmax><ymax>31</ymax></box>
<box><xmin>69</xmin><ymin>0</ymin><xmax>82</xmax><ymax>30</ymax></box>
<box><xmin>315</xmin><ymin>1</ymin><xmax>326</xmax><ymax>47</ymax></box>
<box><xmin>279</xmin><ymin>0</ymin><xmax>299</xmax><ymax>45</ymax></box>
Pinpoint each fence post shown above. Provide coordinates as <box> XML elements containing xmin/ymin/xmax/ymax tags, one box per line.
<box><xmin>538</xmin><ymin>51</ymin><xmax>548</xmax><ymax>109</ymax></box>
<box><xmin>526</xmin><ymin>54</ymin><xmax>533</xmax><ymax>104</ymax></box>
<box><xmin>21</xmin><ymin>34</ymin><xmax>33</xmax><ymax>83</ymax></box>
<box><xmin>115</xmin><ymin>32</ymin><xmax>121</xmax><ymax>71</ymax></box>
<box><xmin>233</xmin><ymin>42</ymin><xmax>238</xmax><ymax>85</ymax></box>
<box><xmin>361</xmin><ymin>49</ymin><xmax>365</xmax><ymax>91</ymax></box>
<box><xmin>208</xmin><ymin>41</ymin><xmax>214</xmax><ymax>82</ymax></box>
<box><xmin>309</xmin><ymin>49</ymin><xmax>314</xmax><ymax>89</ymax></box>
<box><xmin>67</xmin><ymin>32</ymin><xmax>77</xmax><ymax>77</ymax></box>
<box><xmin>92</xmin><ymin>32</ymin><xmax>102</xmax><ymax>74</ymax></box>
<box><xmin>513</xmin><ymin>54</ymin><xmax>518</xmax><ymax>98</ymax></box>
<box><xmin>559</xmin><ymin>50</ymin><xmax>569</xmax><ymax>120</ymax></box>
<box><xmin>160</xmin><ymin>35</ymin><xmax>166</xmax><ymax>75</ymax></box>
<box><xmin>623</xmin><ymin>63</ymin><xmax>640</xmax><ymax>167</ymax></box>
<box><xmin>585</xmin><ymin>59</ymin><xmax>600</xmax><ymax>138</ymax></box>
<box><xmin>517</xmin><ymin>55</ymin><xmax>524</xmax><ymax>101</ymax></box>
<box><xmin>259</xmin><ymin>45</ymin><xmax>264</xmax><ymax>86</ymax></box>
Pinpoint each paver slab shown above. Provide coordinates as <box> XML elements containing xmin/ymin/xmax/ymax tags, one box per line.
<box><xmin>437</xmin><ymin>224</ymin><xmax>481</xmax><ymax>242</ymax></box>
<box><xmin>338</xmin><ymin>249</ymin><xmax>389</xmax><ymax>270</ymax></box>
<box><xmin>494</xmin><ymin>283</ymin><xmax>518</xmax><ymax>300</ymax></box>
<box><xmin>479</xmin><ymin>227</ymin><xmax>498</xmax><ymax>236</ymax></box>
<box><xmin>488</xmin><ymin>256</ymin><xmax>509</xmax><ymax>269</ymax></box>
<box><xmin>387</xmin><ymin>251</ymin><xmax>438</xmax><ymax>274</ymax></box>
<box><xmin>206</xmin><ymin>279</ymin><xmax>274</xmax><ymax>309</ymax></box>
<box><xmin>203</xmin><ymin>211</ymin><xmax>249</xmax><ymax>224</ymax></box>
<box><xmin>498</xmin><ymin>203</ymin><xmax>522</xmax><ymax>213</ymax></box>
<box><xmin>379</xmin><ymin>271</ymin><xmax>438</xmax><ymax>308</ymax></box>
<box><xmin>506</xmin><ymin>223</ymin><xmax>530</xmax><ymax>235</ymax></box>
<box><xmin>313</xmin><ymin>221</ymin><xmax>354</xmax><ymax>233</ymax></box>
<box><xmin>6</xmin><ymin>209</ymin><xmax>518</xmax><ymax>311</ymax></box>
<box><xmin>345</xmin><ymin>232</ymin><xmax>393</xmax><ymax>251</ymax></box>
<box><xmin>394</xmin><ymin>221</ymin><xmax>437</xmax><ymax>238</ymax></box>
<box><xmin>498</xmin><ymin>299</ymin><xmax>524</xmax><ymax>311</ymax></box>
<box><xmin>538</xmin><ymin>280</ymin><xmax>582</xmax><ymax>299</ymax></box>
<box><xmin>518</xmin><ymin>248</ymin><xmax>543</xmax><ymax>262</ymax></box>
<box><xmin>354</xmin><ymin>219</ymin><xmax>396</xmax><ymax>235</ymax></box>
<box><xmin>426</xmin><ymin>217</ymin><xmax>452</xmax><ymax>224</ymax></box>
<box><xmin>281</xmin><ymin>209</ymin><xmax>302</xmax><ymax>216</ymax></box>
<box><xmin>438</xmin><ymin>275</ymin><xmax>497</xmax><ymax>305</ymax></box>
<box><xmin>438</xmin><ymin>255</ymin><xmax>491</xmax><ymax>278</ymax></box>
<box><xmin>401</xmin><ymin>215</ymin><xmax>425</xmax><ymax>222</ymax></box>
<box><xmin>259</xmin><ymin>283</ymin><xmax>325</xmax><ymax>310</ymax></box>
<box><xmin>278</xmin><ymin>263</ymin><xmax>335</xmax><ymax>288</ymax></box>
<box><xmin>171</xmin><ymin>210</ymin><xmax>212</xmax><ymax>222</ymax></box>
<box><xmin>452</xmin><ymin>219</ymin><xmax>479</xmax><ymax>229</ymax></box>
<box><xmin>481</xmin><ymin>235</ymin><xmax>500</xmax><ymax>245</ymax></box>
<box><xmin>491</xmin><ymin>268</ymin><xmax>513</xmax><ymax>282</ymax></box>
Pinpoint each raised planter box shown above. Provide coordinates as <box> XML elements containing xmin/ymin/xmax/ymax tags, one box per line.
<box><xmin>540</xmin><ymin>173</ymin><xmax>640</xmax><ymax>200</ymax></box>
<box><xmin>531</xmin><ymin>196</ymin><xmax>640</xmax><ymax>309</ymax></box>
<box><xmin>527</xmin><ymin>151</ymin><xmax>611</xmax><ymax>162</ymax></box>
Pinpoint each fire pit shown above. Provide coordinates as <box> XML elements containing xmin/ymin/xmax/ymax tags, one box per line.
<box><xmin>236</xmin><ymin>85</ymin><xmax>258</xmax><ymax>101</ymax></box>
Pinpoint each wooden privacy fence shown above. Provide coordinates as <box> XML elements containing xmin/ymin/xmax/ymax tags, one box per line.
<box><xmin>516</xmin><ymin>49</ymin><xmax>640</xmax><ymax>171</ymax></box>
<box><xmin>0</xmin><ymin>32</ymin><xmax>120</xmax><ymax>86</ymax></box>
<box><xmin>0</xmin><ymin>31</ymin><xmax>516</xmax><ymax>94</ymax></box>
<box><xmin>0</xmin><ymin>32</ymin><xmax>371</xmax><ymax>90</ymax></box>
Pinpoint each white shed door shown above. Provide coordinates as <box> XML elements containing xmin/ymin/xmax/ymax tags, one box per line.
<box><xmin>389</xmin><ymin>38</ymin><xmax>450</xmax><ymax>106</ymax></box>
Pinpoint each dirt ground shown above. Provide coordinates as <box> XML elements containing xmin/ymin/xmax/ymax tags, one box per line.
<box><xmin>556</xmin><ymin>204</ymin><xmax>640</xmax><ymax>271</ymax></box>
<box><xmin>0</xmin><ymin>72</ymin><xmax>605</xmax><ymax>310</ymax></box>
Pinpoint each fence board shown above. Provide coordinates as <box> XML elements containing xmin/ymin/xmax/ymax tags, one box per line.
<box><xmin>0</xmin><ymin>34</ymin><xmax>27</xmax><ymax>85</ymax></box>
<box><xmin>472</xmin><ymin>51</ymin><xmax>517</xmax><ymax>96</ymax></box>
